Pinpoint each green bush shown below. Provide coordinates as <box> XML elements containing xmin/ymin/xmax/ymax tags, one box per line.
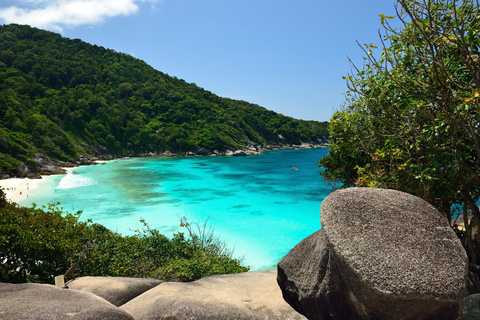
<box><xmin>0</xmin><ymin>188</ymin><xmax>249</xmax><ymax>284</ymax></box>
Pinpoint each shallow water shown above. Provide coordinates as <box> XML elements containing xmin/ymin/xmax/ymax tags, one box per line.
<box><xmin>20</xmin><ymin>148</ymin><xmax>333</xmax><ymax>270</ymax></box>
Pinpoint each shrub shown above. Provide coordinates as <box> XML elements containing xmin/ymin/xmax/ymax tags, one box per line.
<box><xmin>0</xmin><ymin>188</ymin><xmax>249</xmax><ymax>284</ymax></box>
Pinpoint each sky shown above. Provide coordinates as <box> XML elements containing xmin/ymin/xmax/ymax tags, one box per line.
<box><xmin>0</xmin><ymin>0</ymin><xmax>401</xmax><ymax>122</ymax></box>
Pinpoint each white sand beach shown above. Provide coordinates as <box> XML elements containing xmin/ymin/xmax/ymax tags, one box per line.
<box><xmin>0</xmin><ymin>166</ymin><xmax>74</xmax><ymax>204</ymax></box>
<box><xmin>0</xmin><ymin>163</ymin><xmax>103</xmax><ymax>204</ymax></box>
<box><xmin>0</xmin><ymin>177</ymin><xmax>45</xmax><ymax>204</ymax></box>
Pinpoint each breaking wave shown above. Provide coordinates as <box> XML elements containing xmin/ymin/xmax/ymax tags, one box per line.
<box><xmin>57</xmin><ymin>171</ymin><xmax>97</xmax><ymax>189</ymax></box>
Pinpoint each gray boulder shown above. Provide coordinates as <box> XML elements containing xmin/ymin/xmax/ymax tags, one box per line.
<box><xmin>196</xmin><ymin>148</ymin><xmax>212</xmax><ymax>156</ymax></box>
<box><xmin>277</xmin><ymin>229</ymin><xmax>355</xmax><ymax>319</ymax></box>
<box><xmin>16</xmin><ymin>162</ymin><xmax>29</xmax><ymax>177</ymax></box>
<box><xmin>0</xmin><ymin>173</ymin><xmax>11</xmax><ymax>179</ymax></box>
<box><xmin>26</xmin><ymin>172</ymin><xmax>41</xmax><ymax>179</ymax></box>
<box><xmin>233</xmin><ymin>150</ymin><xmax>248</xmax><ymax>156</ymax></box>
<box><xmin>68</xmin><ymin>276</ymin><xmax>163</xmax><ymax>307</ymax></box>
<box><xmin>33</xmin><ymin>153</ymin><xmax>66</xmax><ymax>175</ymax></box>
<box><xmin>0</xmin><ymin>282</ymin><xmax>133</xmax><ymax>320</ymax></box>
<box><xmin>278</xmin><ymin>188</ymin><xmax>468</xmax><ymax>320</ymax></box>
<box><xmin>121</xmin><ymin>270</ymin><xmax>306</xmax><ymax>320</ymax></box>
<box><xmin>461</xmin><ymin>294</ymin><xmax>480</xmax><ymax>320</ymax></box>
<box><xmin>460</xmin><ymin>293</ymin><xmax>480</xmax><ymax>320</ymax></box>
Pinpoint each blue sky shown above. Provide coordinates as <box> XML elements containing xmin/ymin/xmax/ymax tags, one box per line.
<box><xmin>0</xmin><ymin>0</ymin><xmax>400</xmax><ymax>122</ymax></box>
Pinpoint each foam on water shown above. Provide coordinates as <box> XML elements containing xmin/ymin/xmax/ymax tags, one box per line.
<box><xmin>57</xmin><ymin>170</ymin><xmax>97</xmax><ymax>189</ymax></box>
<box><xmin>20</xmin><ymin>148</ymin><xmax>333</xmax><ymax>270</ymax></box>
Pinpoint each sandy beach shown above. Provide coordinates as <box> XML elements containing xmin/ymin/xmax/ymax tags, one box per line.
<box><xmin>0</xmin><ymin>177</ymin><xmax>44</xmax><ymax>204</ymax></box>
<box><xmin>0</xmin><ymin>166</ymin><xmax>74</xmax><ymax>204</ymax></box>
<box><xmin>0</xmin><ymin>163</ymin><xmax>105</xmax><ymax>205</ymax></box>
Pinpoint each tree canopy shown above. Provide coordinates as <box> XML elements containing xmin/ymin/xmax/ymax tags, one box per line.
<box><xmin>319</xmin><ymin>0</ymin><xmax>480</xmax><ymax>292</ymax></box>
<box><xmin>0</xmin><ymin>24</ymin><xmax>328</xmax><ymax>175</ymax></box>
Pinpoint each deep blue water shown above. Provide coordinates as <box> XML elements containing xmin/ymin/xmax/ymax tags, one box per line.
<box><xmin>20</xmin><ymin>148</ymin><xmax>333</xmax><ymax>270</ymax></box>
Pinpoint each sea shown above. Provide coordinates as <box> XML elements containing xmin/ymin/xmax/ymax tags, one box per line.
<box><xmin>19</xmin><ymin>147</ymin><xmax>334</xmax><ymax>270</ymax></box>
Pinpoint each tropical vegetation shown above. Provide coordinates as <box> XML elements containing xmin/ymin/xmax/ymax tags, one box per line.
<box><xmin>0</xmin><ymin>188</ymin><xmax>248</xmax><ymax>284</ymax></box>
<box><xmin>319</xmin><ymin>0</ymin><xmax>480</xmax><ymax>292</ymax></box>
<box><xmin>0</xmin><ymin>23</ymin><xmax>329</xmax><ymax>176</ymax></box>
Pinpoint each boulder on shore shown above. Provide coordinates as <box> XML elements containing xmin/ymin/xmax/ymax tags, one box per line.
<box><xmin>33</xmin><ymin>153</ymin><xmax>67</xmax><ymax>175</ymax></box>
<box><xmin>121</xmin><ymin>270</ymin><xmax>306</xmax><ymax>320</ymax></box>
<box><xmin>277</xmin><ymin>188</ymin><xmax>468</xmax><ymax>320</ymax></box>
<box><xmin>196</xmin><ymin>148</ymin><xmax>212</xmax><ymax>156</ymax></box>
<box><xmin>16</xmin><ymin>162</ymin><xmax>29</xmax><ymax>177</ymax></box>
<box><xmin>233</xmin><ymin>150</ymin><xmax>248</xmax><ymax>156</ymax></box>
<box><xmin>0</xmin><ymin>282</ymin><xmax>133</xmax><ymax>320</ymax></box>
<box><xmin>68</xmin><ymin>276</ymin><xmax>163</xmax><ymax>307</ymax></box>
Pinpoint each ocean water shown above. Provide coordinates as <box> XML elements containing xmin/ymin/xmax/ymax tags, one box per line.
<box><xmin>20</xmin><ymin>148</ymin><xmax>333</xmax><ymax>270</ymax></box>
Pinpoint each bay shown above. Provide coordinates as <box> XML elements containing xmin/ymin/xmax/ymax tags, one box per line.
<box><xmin>19</xmin><ymin>148</ymin><xmax>332</xmax><ymax>270</ymax></box>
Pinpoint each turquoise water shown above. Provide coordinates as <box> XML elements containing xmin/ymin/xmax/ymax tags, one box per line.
<box><xmin>20</xmin><ymin>148</ymin><xmax>332</xmax><ymax>270</ymax></box>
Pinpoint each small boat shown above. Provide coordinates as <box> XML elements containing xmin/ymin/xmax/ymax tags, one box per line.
<box><xmin>291</xmin><ymin>167</ymin><xmax>298</xmax><ymax>171</ymax></box>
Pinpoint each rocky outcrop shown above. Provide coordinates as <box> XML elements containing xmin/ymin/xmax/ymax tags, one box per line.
<box><xmin>67</xmin><ymin>276</ymin><xmax>163</xmax><ymax>307</ymax></box>
<box><xmin>0</xmin><ymin>282</ymin><xmax>133</xmax><ymax>320</ymax></box>
<box><xmin>120</xmin><ymin>270</ymin><xmax>306</xmax><ymax>320</ymax></box>
<box><xmin>1</xmin><ymin>142</ymin><xmax>329</xmax><ymax>179</ymax></box>
<box><xmin>196</xmin><ymin>148</ymin><xmax>212</xmax><ymax>156</ymax></box>
<box><xmin>15</xmin><ymin>162</ymin><xmax>29</xmax><ymax>177</ymax></box>
<box><xmin>277</xmin><ymin>188</ymin><xmax>468</xmax><ymax>320</ymax></box>
<box><xmin>277</xmin><ymin>229</ymin><xmax>352</xmax><ymax>320</ymax></box>
<box><xmin>233</xmin><ymin>150</ymin><xmax>248</xmax><ymax>156</ymax></box>
<box><xmin>461</xmin><ymin>294</ymin><xmax>480</xmax><ymax>320</ymax></box>
<box><xmin>1</xmin><ymin>271</ymin><xmax>303</xmax><ymax>319</ymax></box>
<box><xmin>33</xmin><ymin>153</ymin><xmax>67</xmax><ymax>175</ymax></box>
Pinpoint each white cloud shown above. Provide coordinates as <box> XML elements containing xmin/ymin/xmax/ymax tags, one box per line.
<box><xmin>0</xmin><ymin>0</ymin><xmax>159</xmax><ymax>32</ymax></box>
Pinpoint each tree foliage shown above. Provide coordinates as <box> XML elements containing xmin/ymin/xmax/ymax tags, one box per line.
<box><xmin>0</xmin><ymin>188</ymin><xmax>248</xmax><ymax>284</ymax></box>
<box><xmin>0</xmin><ymin>24</ymin><xmax>328</xmax><ymax>175</ymax></box>
<box><xmin>319</xmin><ymin>0</ymin><xmax>480</xmax><ymax>292</ymax></box>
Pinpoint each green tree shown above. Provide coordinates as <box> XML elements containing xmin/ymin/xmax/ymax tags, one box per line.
<box><xmin>319</xmin><ymin>0</ymin><xmax>480</xmax><ymax>292</ymax></box>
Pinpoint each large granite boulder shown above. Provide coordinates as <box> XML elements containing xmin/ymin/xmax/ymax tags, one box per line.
<box><xmin>68</xmin><ymin>276</ymin><xmax>163</xmax><ymax>307</ymax></box>
<box><xmin>0</xmin><ymin>282</ymin><xmax>133</xmax><ymax>319</ymax></box>
<box><xmin>121</xmin><ymin>270</ymin><xmax>306</xmax><ymax>320</ymax></box>
<box><xmin>278</xmin><ymin>188</ymin><xmax>468</xmax><ymax>320</ymax></box>
<box><xmin>277</xmin><ymin>229</ymin><xmax>354</xmax><ymax>319</ymax></box>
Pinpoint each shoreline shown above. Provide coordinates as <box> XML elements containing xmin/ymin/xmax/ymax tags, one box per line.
<box><xmin>0</xmin><ymin>148</ymin><xmax>328</xmax><ymax>270</ymax></box>
<box><xmin>0</xmin><ymin>177</ymin><xmax>42</xmax><ymax>204</ymax></box>
<box><xmin>0</xmin><ymin>167</ymin><xmax>73</xmax><ymax>204</ymax></box>
<box><xmin>1</xmin><ymin>145</ymin><xmax>329</xmax><ymax>204</ymax></box>
<box><xmin>2</xmin><ymin>143</ymin><xmax>329</xmax><ymax>180</ymax></box>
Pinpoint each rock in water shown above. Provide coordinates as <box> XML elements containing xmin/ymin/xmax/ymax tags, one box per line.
<box><xmin>278</xmin><ymin>188</ymin><xmax>468</xmax><ymax>320</ymax></box>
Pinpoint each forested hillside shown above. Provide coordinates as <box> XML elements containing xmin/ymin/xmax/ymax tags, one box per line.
<box><xmin>0</xmin><ymin>24</ymin><xmax>328</xmax><ymax>175</ymax></box>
